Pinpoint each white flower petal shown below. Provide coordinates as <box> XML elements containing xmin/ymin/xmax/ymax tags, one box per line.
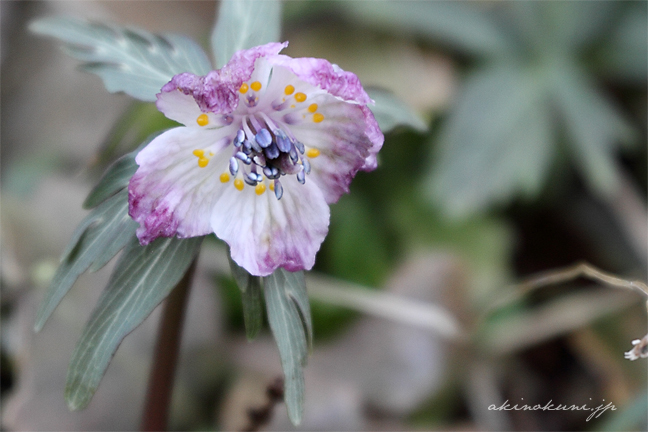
<box><xmin>130</xmin><ymin>126</ymin><xmax>236</xmax><ymax>244</ymax></box>
<box><xmin>211</xmin><ymin>175</ymin><xmax>330</xmax><ymax>276</ymax></box>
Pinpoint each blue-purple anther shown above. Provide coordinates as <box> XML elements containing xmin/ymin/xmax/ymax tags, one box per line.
<box><xmin>225</xmin><ymin>124</ymin><xmax>315</xmax><ymax>200</ymax></box>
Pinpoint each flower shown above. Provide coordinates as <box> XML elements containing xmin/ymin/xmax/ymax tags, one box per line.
<box><xmin>128</xmin><ymin>42</ymin><xmax>383</xmax><ymax>276</ymax></box>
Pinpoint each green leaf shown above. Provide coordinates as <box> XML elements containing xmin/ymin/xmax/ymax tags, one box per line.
<box><xmin>263</xmin><ymin>269</ymin><xmax>312</xmax><ymax>426</ymax></box>
<box><xmin>30</xmin><ymin>17</ymin><xmax>211</xmax><ymax>102</ymax></box>
<box><xmin>211</xmin><ymin>0</ymin><xmax>282</xmax><ymax>68</ymax></box>
<box><xmin>65</xmin><ymin>235</ymin><xmax>203</xmax><ymax>410</ymax></box>
<box><xmin>35</xmin><ymin>189</ymin><xmax>137</xmax><ymax>332</ymax></box>
<box><xmin>366</xmin><ymin>87</ymin><xmax>427</xmax><ymax>133</ymax></box>
<box><xmin>596</xmin><ymin>3</ymin><xmax>648</xmax><ymax>83</ymax></box>
<box><xmin>83</xmin><ymin>151</ymin><xmax>138</xmax><ymax>209</ymax></box>
<box><xmin>425</xmin><ymin>65</ymin><xmax>553</xmax><ymax>217</ymax></box>
<box><xmin>339</xmin><ymin>1</ymin><xmax>512</xmax><ymax>58</ymax></box>
<box><xmin>550</xmin><ymin>62</ymin><xmax>635</xmax><ymax>196</ymax></box>
<box><xmin>228</xmin><ymin>254</ymin><xmax>263</xmax><ymax>340</ymax></box>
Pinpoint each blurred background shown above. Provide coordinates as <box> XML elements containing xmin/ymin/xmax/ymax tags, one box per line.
<box><xmin>1</xmin><ymin>1</ymin><xmax>646</xmax><ymax>431</ymax></box>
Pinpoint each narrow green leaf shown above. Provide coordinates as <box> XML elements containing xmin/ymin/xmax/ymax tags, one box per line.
<box><xmin>241</xmin><ymin>277</ymin><xmax>263</xmax><ymax>341</ymax></box>
<box><xmin>35</xmin><ymin>190</ymin><xmax>137</xmax><ymax>332</ymax></box>
<box><xmin>65</xmin><ymin>235</ymin><xmax>203</xmax><ymax>410</ymax></box>
<box><xmin>264</xmin><ymin>268</ymin><xmax>311</xmax><ymax>426</ymax></box>
<box><xmin>211</xmin><ymin>0</ymin><xmax>282</xmax><ymax>68</ymax></box>
<box><xmin>228</xmin><ymin>254</ymin><xmax>263</xmax><ymax>340</ymax></box>
<box><xmin>30</xmin><ymin>17</ymin><xmax>211</xmax><ymax>102</ymax></box>
<box><xmin>83</xmin><ymin>151</ymin><xmax>138</xmax><ymax>209</ymax></box>
<box><xmin>425</xmin><ymin>65</ymin><xmax>553</xmax><ymax>217</ymax></box>
<box><xmin>366</xmin><ymin>87</ymin><xmax>427</xmax><ymax>133</ymax></box>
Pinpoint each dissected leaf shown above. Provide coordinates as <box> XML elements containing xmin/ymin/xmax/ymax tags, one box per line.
<box><xmin>228</xmin><ymin>254</ymin><xmax>264</xmax><ymax>340</ymax></box>
<box><xmin>211</xmin><ymin>0</ymin><xmax>282</xmax><ymax>68</ymax></box>
<box><xmin>30</xmin><ymin>16</ymin><xmax>211</xmax><ymax>101</ymax></box>
<box><xmin>425</xmin><ymin>65</ymin><xmax>553</xmax><ymax>217</ymax></box>
<box><xmin>65</xmin><ymin>235</ymin><xmax>203</xmax><ymax>410</ymax></box>
<box><xmin>340</xmin><ymin>1</ymin><xmax>512</xmax><ymax>58</ymax></box>
<box><xmin>34</xmin><ymin>189</ymin><xmax>137</xmax><ymax>332</ymax></box>
<box><xmin>264</xmin><ymin>269</ymin><xmax>312</xmax><ymax>425</ymax></box>
<box><xmin>366</xmin><ymin>87</ymin><xmax>428</xmax><ymax>133</ymax></box>
<box><xmin>550</xmin><ymin>63</ymin><xmax>635</xmax><ymax>196</ymax></box>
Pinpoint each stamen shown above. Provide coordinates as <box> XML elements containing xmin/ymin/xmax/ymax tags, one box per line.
<box><xmin>263</xmin><ymin>166</ymin><xmax>279</xmax><ymax>179</ymax></box>
<box><xmin>193</xmin><ymin>149</ymin><xmax>204</xmax><ymax>157</ymax></box>
<box><xmin>289</xmin><ymin>146</ymin><xmax>299</xmax><ymax>163</ymax></box>
<box><xmin>265</xmin><ymin>143</ymin><xmax>280</xmax><ymax>159</ymax></box>
<box><xmin>255</xmin><ymin>183</ymin><xmax>266</xmax><ymax>195</ymax></box>
<box><xmin>235</xmin><ymin>151</ymin><xmax>252</xmax><ymax>164</ymax></box>
<box><xmin>229</xmin><ymin>157</ymin><xmax>239</xmax><ymax>176</ymax></box>
<box><xmin>234</xmin><ymin>178</ymin><xmax>244</xmax><ymax>191</ymax></box>
<box><xmin>196</xmin><ymin>114</ymin><xmax>209</xmax><ymax>126</ymax></box>
<box><xmin>294</xmin><ymin>92</ymin><xmax>307</xmax><ymax>103</ymax></box>
<box><xmin>276</xmin><ymin>132</ymin><xmax>291</xmax><ymax>152</ymax></box>
<box><xmin>251</xmin><ymin>81</ymin><xmax>262</xmax><ymax>92</ymax></box>
<box><xmin>220</xmin><ymin>173</ymin><xmax>230</xmax><ymax>183</ymax></box>
<box><xmin>239</xmin><ymin>83</ymin><xmax>249</xmax><ymax>93</ymax></box>
<box><xmin>294</xmin><ymin>141</ymin><xmax>305</xmax><ymax>154</ymax></box>
<box><xmin>233</xmin><ymin>129</ymin><xmax>245</xmax><ymax>147</ymax></box>
<box><xmin>244</xmin><ymin>174</ymin><xmax>258</xmax><ymax>186</ymax></box>
<box><xmin>308</xmin><ymin>103</ymin><xmax>318</xmax><ymax>113</ymax></box>
<box><xmin>313</xmin><ymin>113</ymin><xmax>324</xmax><ymax>123</ymax></box>
<box><xmin>269</xmin><ymin>182</ymin><xmax>275</xmax><ymax>191</ymax></box>
<box><xmin>255</xmin><ymin>129</ymin><xmax>272</xmax><ymax>148</ymax></box>
<box><xmin>306</xmin><ymin>148</ymin><xmax>320</xmax><ymax>158</ymax></box>
<box><xmin>297</xmin><ymin>169</ymin><xmax>305</xmax><ymax>184</ymax></box>
<box><xmin>274</xmin><ymin>180</ymin><xmax>284</xmax><ymax>200</ymax></box>
<box><xmin>302</xmin><ymin>158</ymin><xmax>311</xmax><ymax>175</ymax></box>
<box><xmin>284</xmin><ymin>85</ymin><xmax>295</xmax><ymax>95</ymax></box>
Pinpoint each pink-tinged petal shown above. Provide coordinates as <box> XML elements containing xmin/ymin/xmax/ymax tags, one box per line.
<box><xmin>211</xmin><ymin>175</ymin><xmax>330</xmax><ymax>276</ymax></box>
<box><xmin>129</xmin><ymin>126</ymin><xmax>236</xmax><ymax>245</ymax></box>
<box><xmin>221</xmin><ymin>42</ymin><xmax>288</xmax><ymax>84</ymax></box>
<box><xmin>159</xmin><ymin>42</ymin><xmax>289</xmax><ymax>115</ymax></box>
<box><xmin>359</xmin><ymin>106</ymin><xmax>384</xmax><ymax>171</ymax></box>
<box><xmin>156</xmin><ymin>89</ymin><xmax>223</xmax><ymax>127</ymax></box>
<box><xmin>269</xmin><ymin>55</ymin><xmax>372</xmax><ymax>105</ymax></box>
<box><xmin>276</xmin><ymin>93</ymin><xmax>374</xmax><ymax>204</ymax></box>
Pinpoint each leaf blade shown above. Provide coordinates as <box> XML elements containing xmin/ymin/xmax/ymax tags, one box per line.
<box><xmin>264</xmin><ymin>269</ymin><xmax>310</xmax><ymax>426</ymax></box>
<box><xmin>64</xmin><ymin>235</ymin><xmax>203</xmax><ymax>410</ymax></box>
<box><xmin>30</xmin><ymin>17</ymin><xmax>211</xmax><ymax>101</ymax></box>
<box><xmin>366</xmin><ymin>87</ymin><xmax>428</xmax><ymax>134</ymax></box>
<box><xmin>228</xmin><ymin>254</ymin><xmax>264</xmax><ymax>340</ymax></box>
<box><xmin>211</xmin><ymin>0</ymin><xmax>282</xmax><ymax>68</ymax></box>
<box><xmin>35</xmin><ymin>189</ymin><xmax>137</xmax><ymax>332</ymax></box>
<box><xmin>425</xmin><ymin>65</ymin><xmax>554</xmax><ymax>217</ymax></box>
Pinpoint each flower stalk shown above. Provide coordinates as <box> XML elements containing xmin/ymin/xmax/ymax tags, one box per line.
<box><xmin>140</xmin><ymin>259</ymin><xmax>198</xmax><ymax>431</ymax></box>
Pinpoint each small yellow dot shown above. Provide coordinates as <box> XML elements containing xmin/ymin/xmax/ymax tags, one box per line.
<box><xmin>284</xmin><ymin>85</ymin><xmax>295</xmax><ymax>95</ymax></box>
<box><xmin>269</xmin><ymin>182</ymin><xmax>275</xmax><ymax>191</ymax></box>
<box><xmin>290</xmin><ymin>104</ymin><xmax>295</xmax><ymax>109</ymax></box>
<box><xmin>196</xmin><ymin>114</ymin><xmax>209</xmax><ymax>126</ymax></box>
<box><xmin>308</xmin><ymin>103</ymin><xmax>318</xmax><ymax>113</ymax></box>
<box><xmin>198</xmin><ymin>157</ymin><xmax>209</xmax><ymax>168</ymax></box>
<box><xmin>251</xmin><ymin>81</ymin><xmax>262</xmax><ymax>92</ymax></box>
<box><xmin>234</xmin><ymin>179</ymin><xmax>244</xmax><ymax>191</ymax></box>
<box><xmin>313</xmin><ymin>113</ymin><xmax>325</xmax><ymax>123</ymax></box>
<box><xmin>192</xmin><ymin>149</ymin><xmax>204</xmax><ymax>157</ymax></box>
<box><xmin>255</xmin><ymin>183</ymin><xmax>266</xmax><ymax>195</ymax></box>
<box><xmin>294</xmin><ymin>92</ymin><xmax>307</xmax><ymax>103</ymax></box>
<box><xmin>306</xmin><ymin>148</ymin><xmax>321</xmax><ymax>158</ymax></box>
<box><xmin>220</xmin><ymin>172</ymin><xmax>230</xmax><ymax>183</ymax></box>
<box><xmin>239</xmin><ymin>83</ymin><xmax>249</xmax><ymax>93</ymax></box>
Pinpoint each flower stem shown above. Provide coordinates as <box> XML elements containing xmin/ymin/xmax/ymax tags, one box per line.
<box><xmin>140</xmin><ymin>259</ymin><xmax>197</xmax><ymax>432</ymax></box>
